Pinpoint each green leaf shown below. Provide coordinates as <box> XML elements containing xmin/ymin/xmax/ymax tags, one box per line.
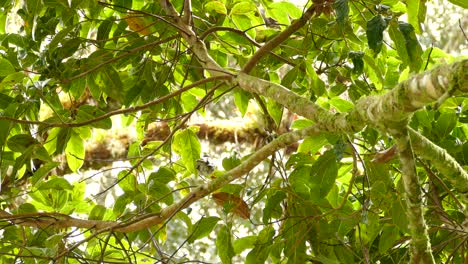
<box><xmin>0</xmin><ymin>58</ymin><xmax>15</xmax><ymax>76</ymax></box>
<box><xmin>173</xmin><ymin>129</ymin><xmax>201</xmax><ymax>174</ymax></box>
<box><xmin>233</xmin><ymin>236</ymin><xmax>257</xmax><ymax>254</ymax></box>
<box><xmin>148</xmin><ymin>181</ymin><xmax>174</xmax><ymax>205</ymax></box>
<box><xmin>366</xmin><ymin>15</ymin><xmax>387</xmax><ymax>54</ymax></box>
<box><xmin>297</xmin><ymin>133</ymin><xmax>328</xmax><ymax>154</ymax></box>
<box><xmin>26</xmin><ymin>0</ymin><xmax>42</xmax><ymax>15</ymax></box>
<box><xmin>246</xmin><ymin>226</ymin><xmax>274</xmax><ymax>264</ymax></box>
<box><xmin>379</xmin><ymin>225</ymin><xmax>400</xmax><ymax>253</ymax></box>
<box><xmin>7</xmin><ymin>134</ymin><xmax>38</xmax><ymax>152</ymax></box>
<box><xmin>99</xmin><ymin>67</ymin><xmax>123</xmax><ymax>100</ymax></box>
<box><xmin>48</xmin><ymin>26</ymin><xmax>77</xmax><ymax>53</ymax></box>
<box><xmin>230</xmin><ymin>1</ymin><xmax>256</xmax><ymax>15</ymax></box>
<box><xmin>306</xmin><ymin>63</ymin><xmax>326</xmax><ymax>97</ymax></box>
<box><xmin>407</xmin><ymin>0</ymin><xmax>425</xmax><ymax>33</ymax></box>
<box><xmin>388</xmin><ymin>20</ymin><xmax>409</xmax><ymax>68</ymax></box>
<box><xmin>334</xmin><ymin>0</ymin><xmax>349</xmax><ymax>24</ymax></box>
<box><xmin>398</xmin><ymin>22</ymin><xmax>423</xmax><ymax>72</ymax></box>
<box><xmin>222</xmin><ymin>154</ymin><xmax>241</xmax><ymax>170</ymax></box>
<box><xmin>263</xmin><ymin>190</ymin><xmax>286</xmax><ymax>224</ymax></box>
<box><xmin>309</xmin><ymin>150</ymin><xmax>338</xmax><ymax>199</ymax></box>
<box><xmin>216</xmin><ymin>225</ymin><xmax>235</xmax><ymax>264</ymax></box>
<box><xmin>37</xmin><ymin>178</ymin><xmax>73</xmax><ymax>191</ymax></box>
<box><xmin>148</xmin><ymin>167</ymin><xmax>176</xmax><ymax>184</ymax></box>
<box><xmin>89</xmin><ymin>205</ymin><xmax>107</xmax><ymax>220</ymax></box>
<box><xmin>96</xmin><ymin>18</ymin><xmax>114</xmax><ymax>46</ymax></box>
<box><xmin>205</xmin><ymin>1</ymin><xmax>227</xmax><ymax>15</ymax></box>
<box><xmin>113</xmin><ymin>0</ymin><xmax>132</xmax><ymax>12</ymax></box>
<box><xmin>329</xmin><ymin>97</ymin><xmax>354</xmax><ymax>112</ymax></box>
<box><xmin>76</xmin><ymin>105</ymin><xmax>112</xmax><ymax>129</ymax></box>
<box><xmin>65</xmin><ymin>131</ymin><xmax>85</xmax><ymax>172</ymax></box>
<box><xmin>348</xmin><ymin>51</ymin><xmax>364</xmax><ymax>75</ymax></box>
<box><xmin>188</xmin><ymin>216</ymin><xmax>220</xmax><ymax>244</ymax></box>
<box><xmin>118</xmin><ymin>170</ymin><xmax>137</xmax><ymax>192</ymax></box>
<box><xmin>434</xmin><ymin>112</ymin><xmax>457</xmax><ymax>138</ymax></box>
<box><xmin>288</xmin><ymin>165</ymin><xmax>313</xmax><ymax>199</ymax></box>
<box><xmin>0</xmin><ymin>72</ymin><xmax>25</xmax><ymax>90</ymax></box>
<box><xmin>31</xmin><ymin>162</ymin><xmax>60</xmax><ymax>185</ymax></box>
<box><xmin>266</xmin><ymin>2</ymin><xmax>301</xmax><ymax>25</ymax></box>
<box><xmin>391</xmin><ymin>199</ymin><xmax>410</xmax><ymax>234</ymax></box>
<box><xmin>447</xmin><ymin>0</ymin><xmax>468</xmax><ymax>8</ymax></box>
<box><xmin>234</xmin><ymin>89</ymin><xmax>251</xmax><ymax>116</ymax></box>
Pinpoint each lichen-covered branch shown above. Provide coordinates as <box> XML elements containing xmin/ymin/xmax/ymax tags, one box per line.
<box><xmin>409</xmin><ymin>127</ymin><xmax>468</xmax><ymax>206</ymax></box>
<box><xmin>0</xmin><ymin>125</ymin><xmax>320</xmax><ymax>233</ymax></box>
<box><xmin>394</xmin><ymin>131</ymin><xmax>436</xmax><ymax>264</ymax></box>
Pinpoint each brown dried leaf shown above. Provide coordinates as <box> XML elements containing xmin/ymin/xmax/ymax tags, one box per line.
<box><xmin>212</xmin><ymin>192</ymin><xmax>250</xmax><ymax>219</ymax></box>
<box><xmin>372</xmin><ymin>145</ymin><xmax>397</xmax><ymax>163</ymax></box>
<box><xmin>124</xmin><ymin>15</ymin><xmax>152</xmax><ymax>36</ymax></box>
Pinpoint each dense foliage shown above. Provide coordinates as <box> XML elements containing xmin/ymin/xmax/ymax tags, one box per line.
<box><xmin>0</xmin><ymin>0</ymin><xmax>466</xmax><ymax>263</ymax></box>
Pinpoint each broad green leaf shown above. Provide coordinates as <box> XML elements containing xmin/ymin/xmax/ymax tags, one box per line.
<box><xmin>89</xmin><ymin>205</ymin><xmax>106</xmax><ymax>220</ymax></box>
<box><xmin>329</xmin><ymin>97</ymin><xmax>354</xmax><ymax>112</ymax></box>
<box><xmin>18</xmin><ymin>203</ymin><xmax>37</xmax><ymax>214</ymax></box>
<box><xmin>205</xmin><ymin>1</ymin><xmax>227</xmax><ymax>15</ymax></box>
<box><xmin>406</xmin><ymin>0</ymin><xmax>426</xmax><ymax>33</ymax></box>
<box><xmin>398</xmin><ymin>22</ymin><xmax>423</xmax><ymax>72</ymax></box>
<box><xmin>118</xmin><ymin>170</ymin><xmax>137</xmax><ymax>192</ymax></box>
<box><xmin>366</xmin><ymin>15</ymin><xmax>387</xmax><ymax>54</ymax></box>
<box><xmin>233</xmin><ymin>89</ymin><xmax>251</xmax><ymax>116</ymax></box>
<box><xmin>291</xmin><ymin>119</ymin><xmax>314</xmax><ymax>129</ymax></box>
<box><xmin>148</xmin><ymin>167</ymin><xmax>176</xmax><ymax>184</ymax></box>
<box><xmin>379</xmin><ymin>225</ymin><xmax>400</xmax><ymax>253</ymax></box>
<box><xmin>262</xmin><ymin>190</ymin><xmax>286</xmax><ymax>224</ymax></box>
<box><xmin>37</xmin><ymin>178</ymin><xmax>73</xmax><ymax>191</ymax></box>
<box><xmin>232</xmin><ymin>14</ymin><xmax>255</xmax><ymax>38</ymax></box>
<box><xmin>76</xmin><ymin>105</ymin><xmax>112</xmax><ymax>129</ymax></box>
<box><xmin>216</xmin><ymin>225</ymin><xmax>235</xmax><ymax>264</ymax></box>
<box><xmin>7</xmin><ymin>134</ymin><xmax>37</xmax><ymax>153</ymax></box>
<box><xmin>288</xmin><ymin>165</ymin><xmax>312</xmax><ymax>199</ymax></box>
<box><xmin>435</xmin><ymin>112</ymin><xmax>457</xmax><ymax>138</ymax></box>
<box><xmin>0</xmin><ymin>72</ymin><xmax>25</xmax><ymax>90</ymax></box>
<box><xmin>266</xmin><ymin>2</ymin><xmax>301</xmax><ymax>25</ymax></box>
<box><xmin>245</xmin><ymin>226</ymin><xmax>274</xmax><ymax>264</ymax></box>
<box><xmin>391</xmin><ymin>199</ymin><xmax>410</xmax><ymax>234</ymax></box>
<box><xmin>26</xmin><ymin>0</ymin><xmax>42</xmax><ymax>15</ymax></box>
<box><xmin>99</xmin><ymin>67</ymin><xmax>124</xmax><ymax>100</ymax></box>
<box><xmin>188</xmin><ymin>216</ymin><xmax>220</xmax><ymax>243</ymax></box>
<box><xmin>148</xmin><ymin>181</ymin><xmax>174</xmax><ymax>205</ymax></box>
<box><xmin>96</xmin><ymin>18</ymin><xmax>114</xmax><ymax>46</ymax></box>
<box><xmin>309</xmin><ymin>150</ymin><xmax>338</xmax><ymax>199</ymax></box>
<box><xmin>233</xmin><ymin>236</ymin><xmax>257</xmax><ymax>254</ymax></box>
<box><xmin>69</xmin><ymin>76</ymin><xmax>86</xmax><ymax>99</ymax></box>
<box><xmin>222</xmin><ymin>154</ymin><xmax>241</xmax><ymax>170</ymax></box>
<box><xmin>334</xmin><ymin>0</ymin><xmax>349</xmax><ymax>25</ymax></box>
<box><xmin>447</xmin><ymin>0</ymin><xmax>468</xmax><ymax>8</ymax></box>
<box><xmin>230</xmin><ymin>1</ymin><xmax>256</xmax><ymax>15</ymax></box>
<box><xmin>388</xmin><ymin>20</ymin><xmax>409</xmax><ymax>67</ymax></box>
<box><xmin>31</xmin><ymin>162</ymin><xmax>60</xmax><ymax>185</ymax></box>
<box><xmin>306</xmin><ymin>63</ymin><xmax>326</xmax><ymax>97</ymax></box>
<box><xmin>297</xmin><ymin>134</ymin><xmax>328</xmax><ymax>154</ymax></box>
<box><xmin>173</xmin><ymin>129</ymin><xmax>201</xmax><ymax>174</ymax></box>
<box><xmin>348</xmin><ymin>51</ymin><xmax>364</xmax><ymax>75</ymax></box>
<box><xmin>65</xmin><ymin>131</ymin><xmax>85</xmax><ymax>172</ymax></box>
<box><xmin>0</xmin><ymin>58</ymin><xmax>15</xmax><ymax>76</ymax></box>
<box><xmin>113</xmin><ymin>0</ymin><xmax>132</xmax><ymax>12</ymax></box>
<box><xmin>48</xmin><ymin>26</ymin><xmax>77</xmax><ymax>53</ymax></box>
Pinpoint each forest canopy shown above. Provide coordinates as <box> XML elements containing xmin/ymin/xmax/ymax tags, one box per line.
<box><xmin>0</xmin><ymin>0</ymin><xmax>467</xmax><ymax>263</ymax></box>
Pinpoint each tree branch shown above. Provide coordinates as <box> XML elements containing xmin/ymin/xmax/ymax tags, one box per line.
<box><xmin>0</xmin><ymin>125</ymin><xmax>321</xmax><ymax>233</ymax></box>
<box><xmin>394</xmin><ymin>130</ymin><xmax>435</xmax><ymax>264</ymax></box>
<box><xmin>0</xmin><ymin>75</ymin><xmax>231</xmax><ymax>127</ymax></box>
<box><xmin>241</xmin><ymin>5</ymin><xmax>317</xmax><ymax>73</ymax></box>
